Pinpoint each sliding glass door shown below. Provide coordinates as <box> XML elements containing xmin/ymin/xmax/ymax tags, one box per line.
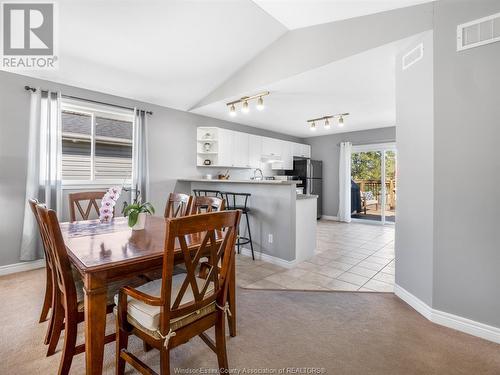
<box><xmin>350</xmin><ymin>144</ymin><xmax>396</xmax><ymax>224</ymax></box>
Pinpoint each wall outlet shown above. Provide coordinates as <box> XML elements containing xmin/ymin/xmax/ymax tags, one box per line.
<box><xmin>268</xmin><ymin>234</ymin><xmax>273</xmax><ymax>244</ymax></box>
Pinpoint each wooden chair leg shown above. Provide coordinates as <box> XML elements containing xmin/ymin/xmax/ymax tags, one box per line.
<box><xmin>44</xmin><ymin>276</ymin><xmax>58</xmax><ymax>345</ymax></box>
<box><xmin>215</xmin><ymin>311</ymin><xmax>229</xmax><ymax>372</ymax></box>
<box><xmin>116</xmin><ymin>327</ymin><xmax>129</xmax><ymax>375</ymax></box>
<box><xmin>39</xmin><ymin>266</ymin><xmax>53</xmax><ymax>323</ymax></box>
<box><xmin>58</xmin><ymin>314</ymin><xmax>77</xmax><ymax>375</ymax></box>
<box><xmin>46</xmin><ymin>300</ymin><xmax>64</xmax><ymax>356</ymax></box>
<box><xmin>160</xmin><ymin>347</ymin><xmax>170</xmax><ymax>375</ymax></box>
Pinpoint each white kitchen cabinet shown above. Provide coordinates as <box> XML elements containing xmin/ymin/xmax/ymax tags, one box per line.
<box><xmin>302</xmin><ymin>144</ymin><xmax>311</xmax><ymax>158</ymax></box>
<box><xmin>217</xmin><ymin>128</ymin><xmax>234</xmax><ymax>167</ymax></box>
<box><xmin>232</xmin><ymin>131</ymin><xmax>250</xmax><ymax>167</ymax></box>
<box><xmin>197</xmin><ymin>127</ymin><xmax>311</xmax><ymax>169</ymax></box>
<box><xmin>272</xmin><ymin>140</ymin><xmax>293</xmax><ymax>170</ymax></box>
<box><xmin>292</xmin><ymin>142</ymin><xmax>311</xmax><ymax>158</ymax></box>
<box><xmin>248</xmin><ymin>135</ymin><xmax>262</xmax><ymax>168</ymax></box>
<box><xmin>262</xmin><ymin>137</ymin><xmax>282</xmax><ymax>157</ymax></box>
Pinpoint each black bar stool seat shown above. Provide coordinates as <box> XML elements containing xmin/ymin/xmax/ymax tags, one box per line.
<box><xmin>220</xmin><ymin>191</ymin><xmax>254</xmax><ymax>260</ymax></box>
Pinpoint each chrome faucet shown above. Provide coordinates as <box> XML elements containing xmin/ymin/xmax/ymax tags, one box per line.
<box><xmin>253</xmin><ymin>168</ymin><xmax>264</xmax><ymax>181</ymax></box>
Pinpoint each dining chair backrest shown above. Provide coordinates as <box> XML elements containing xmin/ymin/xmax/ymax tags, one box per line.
<box><xmin>164</xmin><ymin>193</ymin><xmax>193</xmax><ymax>218</ymax></box>
<box><xmin>69</xmin><ymin>191</ymin><xmax>106</xmax><ymax>222</ymax></box>
<box><xmin>29</xmin><ymin>199</ymin><xmax>53</xmax><ymax>269</ymax></box>
<box><xmin>35</xmin><ymin>203</ymin><xmax>79</xmax><ymax>312</ymax></box>
<box><xmin>192</xmin><ymin>189</ymin><xmax>222</xmax><ymax>197</ymax></box>
<box><xmin>159</xmin><ymin>210</ymin><xmax>241</xmax><ymax>332</ymax></box>
<box><xmin>190</xmin><ymin>196</ymin><xmax>225</xmax><ymax>215</ymax></box>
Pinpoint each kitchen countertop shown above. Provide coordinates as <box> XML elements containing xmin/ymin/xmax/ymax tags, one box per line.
<box><xmin>178</xmin><ymin>178</ymin><xmax>298</xmax><ymax>185</ymax></box>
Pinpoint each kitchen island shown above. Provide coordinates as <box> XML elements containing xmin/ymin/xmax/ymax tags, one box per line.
<box><xmin>177</xmin><ymin>178</ymin><xmax>317</xmax><ymax>266</ymax></box>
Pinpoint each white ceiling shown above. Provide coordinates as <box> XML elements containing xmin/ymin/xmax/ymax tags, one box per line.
<box><xmin>193</xmin><ymin>38</ymin><xmax>416</xmax><ymax>138</ymax></box>
<box><xmin>252</xmin><ymin>0</ymin><xmax>435</xmax><ymax>29</ymax></box>
<box><xmin>14</xmin><ymin>0</ymin><xmax>286</xmax><ymax>111</ymax></box>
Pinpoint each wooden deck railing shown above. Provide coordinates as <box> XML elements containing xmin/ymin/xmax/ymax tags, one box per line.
<box><xmin>354</xmin><ymin>179</ymin><xmax>396</xmax><ymax>209</ymax></box>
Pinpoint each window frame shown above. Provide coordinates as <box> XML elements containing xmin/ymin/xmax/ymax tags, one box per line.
<box><xmin>60</xmin><ymin>99</ymin><xmax>134</xmax><ymax>188</ymax></box>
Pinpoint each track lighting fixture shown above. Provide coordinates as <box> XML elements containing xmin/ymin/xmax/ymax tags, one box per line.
<box><xmin>228</xmin><ymin>104</ymin><xmax>237</xmax><ymax>117</ymax></box>
<box><xmin>242</xmin><ymin>100</ymin><xmax>249</xmax><ymax>113</ymax></box>
<box><xmin>306</xmin><ymin>113</ymin><xmax>349</xmax><ymax>131</ymax></box>
<box><xmin>226</xmin><ymin>91</ymin><xmax>269</xmax><ymax>116</ymax></box>
<box><xmin>256</xmin><ymin>96</ymin><xmax>265</xmax><ymax>111</ymax></box>
<box><xmin>324</xmin><ymin>118</ymin><xmax>331</xmax><ymax>129</ymax></box>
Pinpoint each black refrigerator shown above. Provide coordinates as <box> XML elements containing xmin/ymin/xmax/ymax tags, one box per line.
<box><xmin>293</xmin><ymin>159</ymin><xmax>323</xmax><ymax>219</ymax></box>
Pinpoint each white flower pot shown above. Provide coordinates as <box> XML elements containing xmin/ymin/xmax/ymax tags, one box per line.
<box><xmin>132</xmin><ymin>212</ymin><xmax>147</xmax><ymax>230</ymax></box>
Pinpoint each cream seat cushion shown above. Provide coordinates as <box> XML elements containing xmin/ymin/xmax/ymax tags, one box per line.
<box><xmin>114</xmin><ymin>274</ymin><xmax>215</xmax><ymax>337</ymax></box>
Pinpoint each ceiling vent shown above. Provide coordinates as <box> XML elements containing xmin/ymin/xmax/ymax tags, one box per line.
<box><xmin>402</xmin><ymin>43</ymin><xmax>423</xmax><ymax>70</ymax></box>
<box><xmin>457</xmin><ymin>12</ymin><xmax>500</xmax><ymax>51</ymax></box>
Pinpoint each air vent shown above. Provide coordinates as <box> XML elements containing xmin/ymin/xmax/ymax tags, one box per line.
<box><xmin>457</xmin><ymin>12</ymin><xmax>500</xmax><ymax>51</ymax></box>
<box><xmin>402</xmin><ymin>43</ymin><xmax>423</xmax><ymax>70</ymax></box>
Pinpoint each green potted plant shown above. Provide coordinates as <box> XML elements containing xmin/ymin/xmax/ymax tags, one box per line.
<box><xmin>123</xmin><ymin>200</ymin><xmax>155</xmax><ymax>230</ymax></box>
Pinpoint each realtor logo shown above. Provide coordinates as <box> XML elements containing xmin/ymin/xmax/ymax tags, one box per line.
<box><xmin>1</xmin><ymin>2</ymin><xmax>58</xmax><ymax>69</ymax></box>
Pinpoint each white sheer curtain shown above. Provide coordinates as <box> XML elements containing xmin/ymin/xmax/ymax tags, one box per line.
<box><xmin>337</xmin><ymin>142</ymin><xmax>352</xmax><ymax>223</ymax></box>
<box><xmin>20</xmin><ymin>90</ymin><xmax>62</xmax><ymax>260</ymax></box>
<box><xmin>132</xmin><ymin>109</ymin><xmax>149</xmax><ymax>203</ymax></box>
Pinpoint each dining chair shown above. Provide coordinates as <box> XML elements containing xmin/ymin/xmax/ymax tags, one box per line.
<box><xmin>68</xmin><ymin>191</ymin><xmax>106</xmax><ymax>222</ymax></box>
<box><xmin>28</xmin><ymin>199</ymin><xmax>54</xmax><ymax>338</ymax></box>
<box><xmin>115</xmin><ymin>210</ymin><xmax>241</xmax><ymax>375</ymax></box>
<box><xmin>190</xmin><ymin>195</ymin><xmax>225</xmax><ymax>215</ymax></box>
<box><xmin>34</xmin><ymin>203</ymin><xmax>145</xmax><ymax>375</ymax></box>
<box><xmin>164</xmin><ymin>192</ymin><xmax>193</xmax><ymax>218</ymax></box>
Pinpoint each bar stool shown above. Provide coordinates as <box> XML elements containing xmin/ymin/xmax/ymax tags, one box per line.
<box><xmin>192</xmin><ymin>189</ymin><xmax>222</xmax><ymax>197</ymax></box>
<box><xmin>220</xmin><ymin>192</ymin><xmax>254</xmax><ymax>260</ymax></box>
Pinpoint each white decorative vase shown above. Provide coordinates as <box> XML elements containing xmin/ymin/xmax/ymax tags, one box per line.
<box><xmin>132</xmin><ymin>212</ymin><xmax>147</xmax><ymax>230</ymax></box>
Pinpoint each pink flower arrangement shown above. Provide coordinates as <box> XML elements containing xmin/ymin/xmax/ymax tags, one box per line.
<box><xmin>99</xmin><ymin>186</ymin><xmax>122</xmax><ymax>222</ymax></box>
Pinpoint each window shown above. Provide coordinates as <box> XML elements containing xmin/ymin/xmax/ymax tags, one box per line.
<box><xmin>61</xmin><ymin>100</ymin><xmax>134</xmax><ymax>184</ymax></box>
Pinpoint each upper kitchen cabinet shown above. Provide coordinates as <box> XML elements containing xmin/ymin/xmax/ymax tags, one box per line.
<box><xmin>232</xmin><ymin>131</ymin><xmax>250</xmax><ymax>168</ymax></box>
<box><xmin>197</xmin><ymin>127</ymin><xmax>310</xmax><ymax>168</ymax></box>
<box><xmin>248</xmin><ymin>134</ymin><xmax>263</xmax><ymax>169</ymax></box>
<box><xmin>272</xmin><ymin>140</ymin><xmax>293</xmax><ymax>170</ymax></box>
<box><xmin>292</xmin><ymin>142</ymin><xmax>311</xmax><ymax>158</ymax></box>
<box><xmin>262</xmin><ymin>137</ymin><xmax>282</xmax><ymax>158</ymax></box>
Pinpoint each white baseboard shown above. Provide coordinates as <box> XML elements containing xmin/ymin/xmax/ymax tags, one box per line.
<box><xmin>239</xmin><ymin>248</ymin><xmax>298</xmax><ymax>269</ymax></box>
<box><xmin>0</xmin><ymin>259</ymin><xmax>45</xmax><ymax>276</ymax></box>
<box><xmin>395</xmin><ymin>284</ymin><xmax>500</xmax><ymax>344</ymax></box>
<box><xmin>321</xmin><ymin>215</ymin><xmax>338</xmax><ymax>221</ymax></box>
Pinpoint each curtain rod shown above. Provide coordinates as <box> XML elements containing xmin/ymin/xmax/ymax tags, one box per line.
<box><xmin>24</xmin><ymin>86</ymin><xmax>153</xmax><ymax>115</ymax></box>
<box><xmin>337</xmin><ymin>139</ymin><xmax>396</xmax><ymax>146</ymax></box>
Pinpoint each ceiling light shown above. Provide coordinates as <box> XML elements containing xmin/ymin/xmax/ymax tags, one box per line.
<box><xmin>324</xmin><ymin>118</ymin><xmax>331</xmax><ymax>129</ymax></box>
<box><xmin>229</xmin><ymin>104</ymin><xmax>237</xmax><ymax>117</ymax></box>
<box><xmin>242</xmin><ymin>100</ymin><xmax>249</xmax><ymax>113</ymax></box>
<box><xmin>310</xmin><ymin>121</ymin><xmax>316</xmax><ymax>131</ymax></box>
<box><xmin>338</xmin><ymin>116</ymin><xmax>344</xmax><ymax>127</ymax></box>
<box><xmin>225</xmin><ymin>91</ymin><xmax>270</xmax><ymax>116</ymax></box>
<box><xmin>256</xmin><ymin>96</ymin><xmax>264</xmax><ymax>111</ymax></box>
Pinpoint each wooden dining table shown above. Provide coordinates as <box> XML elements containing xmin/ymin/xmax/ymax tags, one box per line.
<box><xmin>60</xmin><ymin>215</ymin><xmax>237</xmax><ymax>375</ymax></box>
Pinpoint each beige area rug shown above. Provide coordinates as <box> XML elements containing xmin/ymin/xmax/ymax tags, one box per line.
<box><xmin>1</xmin><ymin>268</ymin><xmax>500</xmax><ymax>374</ymax></box>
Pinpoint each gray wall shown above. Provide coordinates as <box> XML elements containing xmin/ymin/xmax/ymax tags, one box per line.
<box><xmin>395</xmin><ymin>31</ymin><xmax>434</xmax><ymax>306</ymax></box>
<box><xmin>305</xmin><ymin>127</ymin><xmax>396</xmax><ymax>217</ymax></box>
<box><xmin>433</xmin><ymin>0</ymin><xmax>500</xmax><ymax>327</ymax></box>
<box><xmin>0</xmin><ymin>70</ymin><xmax>301</xmax><ymax>267</ymax></box>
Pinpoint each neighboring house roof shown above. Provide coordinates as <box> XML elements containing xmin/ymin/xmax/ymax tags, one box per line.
<box><xmin>62</xmin><ymin>111</ymin><xmax>132</xmax><ymax>140</ymax></box>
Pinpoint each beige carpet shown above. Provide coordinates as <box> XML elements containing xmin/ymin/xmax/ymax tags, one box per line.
<box><xmin>1</xmin><ymin>268</ymin><xmax>500</xmax><ymax>374</ymax></box>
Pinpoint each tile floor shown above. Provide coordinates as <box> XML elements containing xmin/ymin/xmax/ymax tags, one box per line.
<box><xmin>237</xmin><ymin>220</ymin><xmax>395</xmax><ymax>292</ymax></box>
